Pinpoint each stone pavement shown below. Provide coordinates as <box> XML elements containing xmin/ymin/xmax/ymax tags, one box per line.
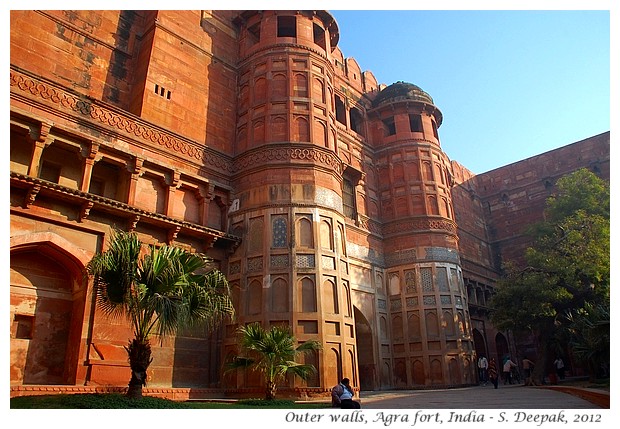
<box><xmin>357</xmin><ymin>382</ymin><xmax>606</xmax><ymax>409</ymax></box>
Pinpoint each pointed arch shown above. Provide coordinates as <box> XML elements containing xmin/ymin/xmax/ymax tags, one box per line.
<box><xmin>271</xmin><ymin>277</ymin><xmax>288</xmax><ymax>313</ymax></box>
<box><xmin>293</xmin><ymin>116</ymin><xmax>309</xmax><ymax>142</ymax></box>
<box><xmin>10</xmin><ymin>233</ymin><xmax>91</xmax><ymax>385</ymax></box>
<box><xmin>247</xmin><ymin>279</ymin><xmax>262</xmax><ymax>315</ymax></box>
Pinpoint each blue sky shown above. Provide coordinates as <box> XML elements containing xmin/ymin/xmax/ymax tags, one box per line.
<box><xmin>3</xmin><ymin>3</ymin><xmax>614</xmax><ymax>176</ymax></box>
<box><xmin>330</xmin><ymin>9</ymin><xmax>611</xmax><ymax>174</ymax></box>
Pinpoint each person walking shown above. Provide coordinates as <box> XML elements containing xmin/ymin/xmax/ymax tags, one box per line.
<box><xmin>553</xmin><ymin>357</ymin><xmax>566</xmax><ymax>380</ymax></box>
<box><xmin>503</xmin><ymin>357</ymin><xmax>517</xmax><ymax>385</ymax></box>
<box><xmin>478</xmin><ymin>355</ymin><xmax>489</xmax><ymax>386</ymax></box>
<box><xmin>488</xmin><ymin>358</ymin><xmax>499</xmax><ymax>389</ymax></box>
<box><xmin>522</xmin><ymin>356</ymin><xmax>535</xmax><ymax>385</ymax></box>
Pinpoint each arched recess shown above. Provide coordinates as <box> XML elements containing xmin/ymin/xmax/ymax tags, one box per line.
<box><xmin>325</xmin><ymin>347</ymin><xmax>342</xmax><ymax>387</ymax></box>
<box><xmin>495</xmin><ymin>332</ymin><xmax>510</xmax><ymax>362</ymax></box>
<box><xmin>412</xmin><ymin>359</ymin><xmax>425</xmax><ymax>385</ymax></box>
<box><xmin>472</xmin><ymin>328</ymin><xmax>487</xmax><ymax>359</ymax></box>
<box><xmin>271</xmin><ymin>277</ymin><xmax>289</xmax><ymax>313</ymax></box>
<box><xmin>10</xmin><ymin>233</ymin><xmax>91</xmax><ymax>385</ymax></box>
<box><xmin>353</xmin><ymin>306</ymin><xmax>376</xmax><ymax>391</ymax></box>
<box><xmin>448</xmin><ymin>357</ymin><xmax>460</xmax><ymax>384</ymax></box>
<box><xmin>247</xmin><ymin>279</ymin><xmax>262</xmax><ymax>315</ymax></box>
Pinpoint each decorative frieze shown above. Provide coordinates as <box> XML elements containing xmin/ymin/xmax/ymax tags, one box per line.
<box><xmin>234</xmin><ymin>145</ymin><xmax>343</xmax><ymax>175</ymax></box>
<box><xmin>10</xmin><ymin>69</ymin><xmax>233</xmax><ymax>173</ymax></box>
<box><xmin>383</xmin><ymin>218</ymin><xmax>458</xmax><ymax>236</ymax></box>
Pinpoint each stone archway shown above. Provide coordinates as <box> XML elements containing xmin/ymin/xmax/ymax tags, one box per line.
<box><xmin>495</xmin><ymin>332</ymin><xmax>510</xmax><ymax>362</ymax></box>
<box><xmin>10</xmin><ymin>233</ymin><xmax>91</xmax><ymax>385</ymax></box>
<box><xmin>473</xmin><ymin>328</ymin><xmax>487</xmax><ymax>358</ymax></box>
<box><xmin>353</xmin><ymin>306</ymin><xmax>376</xmax><ymax>390</ymax></box>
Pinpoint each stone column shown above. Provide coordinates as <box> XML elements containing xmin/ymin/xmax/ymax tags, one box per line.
<box><xmin>125</xmin><ymin>157</ymin><xmax>144</xmax><ymax>206</ymax></box>
<box><xmin>165</xmin><ymin>169</ymin><xmax>181</xmax><ymax>218</ymax></box>
<box><xmin>27</xmin><ymin>122</ymin><xmax>53</xmax><ymax>177</ymax></box>
<box><xmin>79</xmin><ymin>140</ymin><xmax>100</xmax><ymax>192</ymax></box>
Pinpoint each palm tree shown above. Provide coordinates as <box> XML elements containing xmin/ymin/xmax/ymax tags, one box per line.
<box><xmin>86</xmin><ymin>229</ymin><xmax>235</xmax><ymax>399</ymax></box>
<box><xmin>225</xmin><ymin>323</ymin><xmax>321</xmax><ymax>400</ymax></box>
<box><xmin>565</xmin><ymin>302</ymin><xmax>610</xmax><ymax>381</ymax></box>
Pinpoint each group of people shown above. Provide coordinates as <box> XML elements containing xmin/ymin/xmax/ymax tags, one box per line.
<box><xmin>477</xmin><ymin>354</ymin><xmax>538</xmax><ymax>388</ymax></box>
<box><xmin>332</xmin><ymin>355</ymin><xmax>567</xmax><ymax>406</ymax></box>
<box><xmin>478</xmin><ymin>355</ymin><xmax>500</xmax><ymax>388</ymax></box>
<box><xmin>478</xmin><ymin>354</ymin><xmax>567</xmax><ymax>387</ymax></box>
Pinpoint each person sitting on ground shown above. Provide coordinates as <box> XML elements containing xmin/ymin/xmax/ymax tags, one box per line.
<box><xmin>331</xmin><ymin>377</ymin><xmax>361</xmax><ymax>409</ymax></box>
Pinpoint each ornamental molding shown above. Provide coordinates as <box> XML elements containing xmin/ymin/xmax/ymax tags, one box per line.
<box><xmin>382</xmin><ymin>218</ymin><xmax>457</xmax><ymax>236</ymax></box>
<box><xmin>10</xmin><ymin>68</ymin><xmax>233</xmax><ymax>174</ymax></box>
<box><xmin>233</xmin><ymin>145</ymin><xmax>343</xmax><ymax>175</ymax></box>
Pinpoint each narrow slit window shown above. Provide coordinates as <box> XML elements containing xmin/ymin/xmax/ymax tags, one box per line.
<box><xmin>335</xmin><ymin>96</ymin><xmax>346</xmax><ymax>125</ymax></box>
<box><xmin>343</xmin><ymin>178</ymin><xmax>356</xmax><ymax>220</ymax></box>
<box><xmin>248</xmin><ymin>22</ymin><xmax>261</xmax><ymax>45</ymax></box>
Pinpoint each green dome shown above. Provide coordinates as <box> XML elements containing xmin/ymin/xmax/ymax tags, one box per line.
<box><xmin>372</xmin><ymin>81</ymin><xmax>434</xmax><ymax>107</ymax></box>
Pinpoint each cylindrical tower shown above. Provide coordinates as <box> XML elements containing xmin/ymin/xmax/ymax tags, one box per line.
<box><xmin>369</xmin><ymin>82</ymin><xmax>476</xmax><ymax>387</ymax></box>
<box><xmin>225</xmin><ymin>10</ymin><xmax>359</xmax><ymax>395</ymax></box>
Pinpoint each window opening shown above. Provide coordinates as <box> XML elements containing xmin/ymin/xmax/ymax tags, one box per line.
<box><xmin>335</xmin><ymin>96</ymin><xmax>346</xmax><ymax>125</ymax></box>
<box><xmin>343</xmin><ymin>178</ymin><xmax>356</xmax><ymax>220</ymax></box>
<box><xmin>13</xmin><ymin>314</ymin><xmax>34</xmax><ymax>339</ymax></box>
<box><xmin>349</xmin><ymin>108</ymin><xmax>364</xmax><ymax>135</ymax></box>
<box><xmin>409</xmin><ymin>114</ymin><xmax>423</xmax><ymax>132</ymax></box>
<box><xmin>154</xmin><ymin>83</ymin><xmax>171</xmax><ymax>100</ymax></box>
<box><xmin>277</xmin><ymin>16</ymin><xmax>296</xmax><ymax>38</ymax></box>
<box><xmin>248</xmin><ymin>22</ymin><xmax>261</xmax><ymax>45</ymax></box>
<box><xmin>89</xmin><ymin>178</ymin><xmax>105</xmax><ymax>196</ymax></box>
<box><xmin>383</xmin><ymin>118</ymin><xmax>396</xmax><ymax>136</ymax></box>
<box><xmin>313</xmin><ymin>23</ymin><xmax>326</xmax><ymax>50</ymax></box>
<box><xmin>40</xmin><ymin>161</ymin><xmax>61</xmax><ymax>183</ymax></box>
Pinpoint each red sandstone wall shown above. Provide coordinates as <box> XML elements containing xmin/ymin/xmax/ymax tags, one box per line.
<box><xmin>10</xmin><ymin>10</ymin><xmax>146</xmax><ymax>110</ymax></box>
<box><xmin>473</xmin><ymin>132</ymin><xmax>609</xmax><ymax>267</ymax></box>
<box><xmin>134</xmin><ymin>11</ymin><xmax>238</xmax><ymax>153</ymax></box>
<box><xmin>10</xmin><ymin>10</ymin><xmax>239</xmax><ymax>154</ymax></box>
<box><xmin>451</xmin><ymin>160</ymin><xmax>497</xmax><ymax>281</ymax></box>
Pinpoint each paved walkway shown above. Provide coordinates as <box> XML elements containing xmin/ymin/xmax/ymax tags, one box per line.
<box><xmin>358</xmin><ymin>383</ymin><xmax>605</xmax><ymax>409</ymax></box>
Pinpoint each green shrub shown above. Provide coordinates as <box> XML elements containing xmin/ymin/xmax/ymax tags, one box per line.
<box><xmin>237</xmin><ymin>398</ymin><xmax>296</xmax><ymax>407</ymax></box>
<box><xmin>10</xmin><ymin>393</ymin><xmax>190</xmax><ymax>409</ymax></box>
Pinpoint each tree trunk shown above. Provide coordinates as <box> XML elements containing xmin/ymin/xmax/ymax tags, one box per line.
<box><xmin>125</xmin><ymin>337</ymin><xmax>153</xmax><ymax>399</ymax></box>
<box><xmin>265</xmin><ymin>381</ymin><xmax>277</xmax><ymax>401</ymax></box>
<box><xmin>532</xmin><ymin>331</ymin><xmax>548</xmax><ymax>385</ymax></box>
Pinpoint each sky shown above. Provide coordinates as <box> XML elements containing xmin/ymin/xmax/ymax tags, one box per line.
<box><xmin>329</xmin><ymin>8</ymin><xmax>612</xmax><ymax>174</ymax></box>
<box><xmin>4</xmin><ymin>2</ymin><xmax>615</xmax><ymax>174</ymax></box>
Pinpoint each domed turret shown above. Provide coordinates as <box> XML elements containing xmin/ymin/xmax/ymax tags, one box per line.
<box><xmin>372</xmin><ymin>81</ymin><xmax>442</xmax><ymax>129</ymax></box>
<box><xmin>372</xmin><ymin>81</ymin><xmax>435</xmax><ymax>107</ymax></box>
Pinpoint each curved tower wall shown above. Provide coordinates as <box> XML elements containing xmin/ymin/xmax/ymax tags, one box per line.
<box><xmin>368</xmin><ymin>92</ymin><xmax>476</xmax><ymax>387</ymax></box>
<box><xmin>225</xmin><ymin>11</ymin><xmax>359</xmax><ymax>392</ymax></box>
